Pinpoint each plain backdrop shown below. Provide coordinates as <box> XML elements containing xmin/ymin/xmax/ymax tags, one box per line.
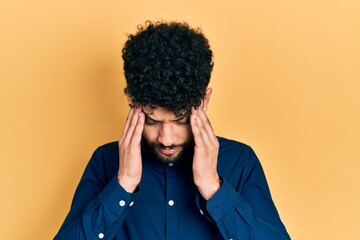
<box><xmin>1</xmin><ymin>0</ymin><xmax>359</xmax><ymax>239</ymax></box>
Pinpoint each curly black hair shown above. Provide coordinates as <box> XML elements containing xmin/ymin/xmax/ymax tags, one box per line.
<box><xmin>122</xmin><ymin>21</ymin><xmax>214</xmax><ymax>117</ymax></box>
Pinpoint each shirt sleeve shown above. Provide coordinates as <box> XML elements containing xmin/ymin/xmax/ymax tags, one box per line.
<box><xmin>197</xmin><ymin>148</ymin><xmax>291</xmax><ymax>240</ymax></box>
<box><xmin>54</xmin><ymin>146</ymin><xmax>137</xmax><ymax>240</ymax></box>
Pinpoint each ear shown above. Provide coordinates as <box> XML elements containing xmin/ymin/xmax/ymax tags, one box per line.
<box><xmin>203</xmin><ymin>88</ymin><xmax>212</xmax><ymax>112</ymax></box>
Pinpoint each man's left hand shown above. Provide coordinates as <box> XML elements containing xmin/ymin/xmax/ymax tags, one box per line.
<box><xmin>190</xmin><ymin>105</ymin><xmax>220</xmax><ymax>200</ymax></box>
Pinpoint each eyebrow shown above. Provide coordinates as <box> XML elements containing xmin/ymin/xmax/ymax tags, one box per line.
<box><xmin>143</xmin><ymin>112</ymin><xmax>189</xmax><ymax>123</ymax></box>
<box><xmin>143</xmin><ymin>113</ymin><xmax>160</xmax><ymax>122</ymax></box>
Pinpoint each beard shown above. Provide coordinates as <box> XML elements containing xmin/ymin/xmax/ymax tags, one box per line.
<box><xmin>143</xmin><ymin>139</ymin><xmax>194</xmax><ymax>164</ymax></box>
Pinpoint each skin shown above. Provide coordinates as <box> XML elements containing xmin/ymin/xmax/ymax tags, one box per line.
<box><xmin>117</xmin><ymin>88</ymin><xmax>220</xmax><ymax>200</ymax></box>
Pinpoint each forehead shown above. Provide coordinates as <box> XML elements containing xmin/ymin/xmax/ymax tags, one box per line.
<box><xmin>142</xmin><ymin>106</ymin><xmax>189</xmax><ymax>120</ymax></box>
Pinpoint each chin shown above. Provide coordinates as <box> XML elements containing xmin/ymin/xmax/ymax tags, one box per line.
<box><xmin>156</xmin><ymin>150</ymin><xmax>183</xmax><ymax>163</ymax></box>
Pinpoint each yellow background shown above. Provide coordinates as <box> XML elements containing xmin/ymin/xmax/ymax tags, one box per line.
<box><xmin>1</xmin><ymin>0</ymin><xmax>359</xmax><ymax>239</ymax></box>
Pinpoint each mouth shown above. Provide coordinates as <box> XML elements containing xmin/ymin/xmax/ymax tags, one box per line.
<box><xmin>158</xmin><ymin>146</ymin><xmax>179</xmax><ymax>156</ymax></box>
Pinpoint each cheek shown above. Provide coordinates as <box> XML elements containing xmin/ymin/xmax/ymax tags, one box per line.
<box><xmin>179</xmin><ymin>125</ymin><xmax>193</xmax><ymax>142</ymax></box>
<box><xmin>142</xmin><ymin>126</ymin><xmax>158</xmax><ymax>143</ymax></box>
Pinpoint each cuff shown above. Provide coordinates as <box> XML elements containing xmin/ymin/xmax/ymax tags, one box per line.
<box><xmin>205</xmin><ymin>178</ymin><xmax>237</xmax><ymax>223</ymax></box>
<box><xmin>101</xmin><ymin>176</ymin><xmax>138</xmax><ymax>216</ymax></box>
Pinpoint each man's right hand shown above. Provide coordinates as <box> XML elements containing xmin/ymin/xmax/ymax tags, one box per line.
<box><xmin>117</xmin><ymin>105</ymin><xmax>145</xmax><ymax>193</ymax></box>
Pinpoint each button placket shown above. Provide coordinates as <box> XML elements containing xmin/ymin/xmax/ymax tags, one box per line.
<box><xmin>165</xmin><ymin>164</ymin><xmax>178</xmax><ymax>240</ymax></box>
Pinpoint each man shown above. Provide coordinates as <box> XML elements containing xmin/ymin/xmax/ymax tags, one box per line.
<box><xmin>55</xmin><ymin>21</ymin><xmax>290</xmax><ymax>239</ymax></box>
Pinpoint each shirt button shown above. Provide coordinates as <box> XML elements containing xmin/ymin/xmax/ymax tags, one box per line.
<box><xmin>98</xmin><ymin>233</ymin><xmax>104</xmax><ymax>239</ymax></box>
<box><xmin>129</xmin><ymin>201</ymin><xmax>134</xmax><ymax>207</ymax></box>
<box><xmin>168</xmin><ymin>162</ymin><xmax>174</xmax><ymax>167</ymax></box>
<box><xmin>119</xmin><ymin>200</ymin><xmax>126</xmax><ymax>207</ymax></box>
<box><xmin>168</xmin><ymin>200</ymin><xmax>174</xmax><ymax>206</ymax></box>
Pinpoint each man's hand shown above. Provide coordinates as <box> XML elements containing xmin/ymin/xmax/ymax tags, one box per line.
<box><xmin>117</xmin><ymin>105</ymin><xmax>145</xmax><ymax>193</ymax></box>
<box><xmin>190</xmin><ymin>105</ymin><xmax>220</xmax><ymax>200</ymax></box>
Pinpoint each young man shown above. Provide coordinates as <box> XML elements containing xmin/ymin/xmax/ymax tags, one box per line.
<box><xmin>55</xmin><ymin>21</ymin><xmax>290</xmax><ymax>239</ymax></box>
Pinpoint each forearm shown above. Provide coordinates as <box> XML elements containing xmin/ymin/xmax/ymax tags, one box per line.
<box><xmin>198</xmin><ymin>179</ymin><xmax>290</xmax><ymax>240</ymax></box>
<box><xmin>54</xmin><ymin>177</ymin><xmax>134</xmax><ymax>240</ymax></box>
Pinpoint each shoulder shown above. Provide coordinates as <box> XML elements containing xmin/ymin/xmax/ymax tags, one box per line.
<box><xmin>216</xmin><ymin>136</ymin><xmax>263</xmax><ymax>188</ymax></box>
<box><xmin>94</xmin><ymin>141</ymin><xmax>119</xmax><ymax>155</ymax></box>
<box><xmin>89</xmin><ymin>141</ymin><xmax>119</xmax><ymax>181</ymax></box>
<box><xmin>216</xmin><ymin>136</ymin><xmax>259</xmax><ymax>170</ymax></box>
<box><xmin>91</xmin><ymin>141</ymin><xmax>119</xmax><ymax>165</ymax></box>
<box><xmin>217</xmin><ymin>136</ymin><xmax>256</xmax><ymax>158</ymax></box>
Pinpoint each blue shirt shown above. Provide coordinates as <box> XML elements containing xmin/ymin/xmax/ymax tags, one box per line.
<box><xmin>54</xmin><ymin>137</ymin><xmax>290</xmax><ymax>239</ymax></box>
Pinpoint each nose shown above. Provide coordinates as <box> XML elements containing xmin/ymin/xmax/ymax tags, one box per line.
<box><xmin>157</xmin><ymin>123</ymin><xmax>177</xmax><ymax>147</ymax></box>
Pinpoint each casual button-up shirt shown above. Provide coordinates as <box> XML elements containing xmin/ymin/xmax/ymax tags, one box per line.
<box><xmin>54</xmin><ymin>137</ymin><xmax>290</xmax><ymax>239</ymax></box>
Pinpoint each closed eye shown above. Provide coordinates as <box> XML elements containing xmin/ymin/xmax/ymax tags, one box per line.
<box><xmin>144</xmin><ymin>117</ymin><xmax>159</xmax><ymax>125</ymax></box>
<box><xmin>175</xmin><ymin>117</ymin><xmax>190</xmax><ymax>125</ymax></box>
<box><xmin>143</xmin><ymin>112</ymin><xmax>190</xmax><ymax>125</ymax></box>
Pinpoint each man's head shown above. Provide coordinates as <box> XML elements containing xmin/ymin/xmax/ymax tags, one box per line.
<box><xmin>122</xmin><ymin>21</ymin><xmax>214</xmax><ymax>162</ymax></box>
<box><xmin>122</xmin><ymin>21</ymin><xmax>213</xmax><ymax>116</ymax></box>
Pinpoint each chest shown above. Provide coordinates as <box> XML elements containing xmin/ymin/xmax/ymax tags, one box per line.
<box><xmin>115</xmin><ymin>163</ymin><xmax>223</xmax><ymax>240</ymax></box>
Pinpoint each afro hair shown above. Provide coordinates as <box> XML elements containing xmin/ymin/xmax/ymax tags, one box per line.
<box><xmin>122</xmin><ymin>21</ymin><xmax>214</xmax><ymax>116</ymax></box>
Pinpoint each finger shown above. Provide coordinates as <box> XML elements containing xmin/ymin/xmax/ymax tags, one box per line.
<box><xmin>120</xmin><ymin>107</ymin><xmax>135</xmax><ymax>142</ymax></box>
<box><xmin>195</xmin><ymin>108</ymin><xmax>217</xmax><ymax>144</ymax></box>
<box><xmin>129</xmin><ymin>112</ymin><xmax>145</xmax><ymax>147</ymax></box>
<box><xmin>190</xmin><ymin>112</ymin><xmax>207</xmax><ymax>149</ymax></box>
<box><xmin>195</xmin><ymin>114</ymin><xmax>213</xmax><ymax>146</ymax></box>
<box><xmin>123</xmin><ymin>106</ymin><xmax>142</xmax><ymax>145</ymax></box>
<box><xmin>192</xmin><ymin>107</ymin><xmax>216</xmax><ymax>145</ymax></box>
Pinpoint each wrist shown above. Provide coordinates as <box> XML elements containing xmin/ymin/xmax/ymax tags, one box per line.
<box><xmin>196</xmin><ymin>175</ymin><xmax>221</xmax><ymax>200</ymax></box>
<box><xmin>117</xmin><ymin>174</ymin><xmax>138</xmax><ymax>193</ymax></box>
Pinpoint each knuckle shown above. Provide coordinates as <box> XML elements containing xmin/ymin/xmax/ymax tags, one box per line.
<box><xmin>130</xmin><ymin>121</ymin><xmax>137</xmax><ymax>128</ymax></box>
